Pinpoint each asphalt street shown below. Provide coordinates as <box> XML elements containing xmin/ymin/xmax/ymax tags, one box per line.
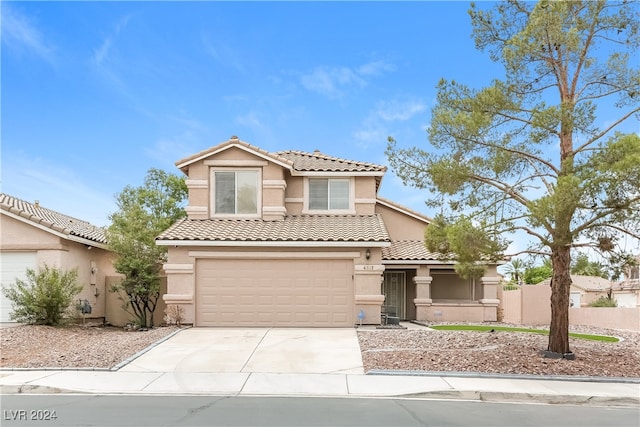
<box><xmin>2</xmin><ymin>395</ymin><xmax>638</xmax><ymax>427</ymax></box>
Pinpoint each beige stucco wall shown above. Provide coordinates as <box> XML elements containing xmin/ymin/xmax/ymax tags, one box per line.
<box><xmin>1</xmin><ymin>214</ymin><xmax>62</xmax><ymax>250</ymax></box>
<box><xmin>569</xmin><ymin>307</ymin><xmax>640</xmax><ymax>332</ymax></box>
<box><xmin>430</xmin><ymin>271</ymin><xmax>471</xmax><ymax>300</ymax></box>
<box><xmin>375</xmin><ymin>202</ymin><xmax>428</xmax><ymax>240</ymax></box>
<box><xmin>284</xmin><ymin>174</ymin><xmax>304</xmax><ymax>215</ymax></box>
<box><xmin>500</xmin><ymin>285</ymin><xmax>640</xmax><ymax>331</ymax></box>
<box><xmin>424</xmin><ymin>303</ymin><xmax>488</xmax><ymax>322</ymax></box>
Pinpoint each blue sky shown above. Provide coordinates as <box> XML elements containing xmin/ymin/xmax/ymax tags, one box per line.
<box><xmin>2</xmin><ymin>1</ymin><xmax>503</xmax><ymax>227</ymax></box>
<box><xmin>2</xmin><ymin>0</ymin><xmax>635</xmax><ymax>263</ymax></box>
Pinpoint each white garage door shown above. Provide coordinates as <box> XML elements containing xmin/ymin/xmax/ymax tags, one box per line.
<box><xmin>1</xmin><ymin>252</ymin><xmax>37</xmax><ymax>322</ymax></box>
<box><xmin>196</xmin><ymin>258</ymin><xmax>354</xmax><ymax>327</ymax></box>
<box><xmin>615</xmin><ymin>293</ymin><xmax>637</xmax><ymax>308</ymax></box>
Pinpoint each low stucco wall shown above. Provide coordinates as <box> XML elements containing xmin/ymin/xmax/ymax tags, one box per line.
<box><xmin>424</xmin><ymin>303</ymin><xmax>496</xmax><ymax>323</ymax></box>
<box><xmin>569</xmin><ymin>307</ymin><xmax>640</xmax><ymax>332</ymax></box>
<box><xmin>500</xmin><ymin>285</ymin><xmax>640</xmax><ymax>331</ymax></box>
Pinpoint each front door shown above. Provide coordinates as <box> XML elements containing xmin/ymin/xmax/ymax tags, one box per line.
<box><xmin>383</xmin><ymin>271</ymin><xmax>406</xmax><ymax>319</ymax></box>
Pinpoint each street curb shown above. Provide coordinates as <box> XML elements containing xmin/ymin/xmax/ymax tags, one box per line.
<box><xmin>367</xmin><ymin>369</ymin><xmax>640</xmax><ymax>384</ymax></box>
<box><xmin>0</xmin><ymin>384</ymin><xmax>80</xmax><ymax>395</ymax></box>
<box><xmin>394</xmin><ymin>390</ymin><xmax>640</xmax><ymax>407</ymax></box>
<box><xmin>2</xmin><ymin>385</ymin><xmax>638</xmax><ymax>407</ymax></box>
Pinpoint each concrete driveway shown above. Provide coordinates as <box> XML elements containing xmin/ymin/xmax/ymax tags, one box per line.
<box><xmin>120</xmin><ymin>328</ymin><xmax>364</xmax><ymax>374</ymax></box>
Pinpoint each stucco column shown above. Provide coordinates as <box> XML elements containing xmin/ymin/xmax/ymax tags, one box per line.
<box><xmin>354</xmin><ymin>264</ymin><xmax>385</xmax><ymax>325</ymax></box>
<box><xmin>162</xmin><ymin>263</ymin><xmax>195</xmax><ymax>325</ymax></box>
<box><xmin>479</xmin><ymin>275</ymin><xmax>500</xmax><ymax>321</ymax></box>
<box><xmin>413</xmin><ymin>275</ymin><xmax>432</xmax><ymax>322</ymax></box>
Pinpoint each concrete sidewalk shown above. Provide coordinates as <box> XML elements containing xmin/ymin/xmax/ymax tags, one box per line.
<box><xmin>1</xmin><ymin>369</ymin><xmax>638</xmax><ymax>406</ymax></box>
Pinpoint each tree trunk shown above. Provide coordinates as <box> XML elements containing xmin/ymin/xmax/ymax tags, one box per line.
<box><xmin>548</xmin><ymin>245</ymin><xmax>572</xmax><ymax>355</ymax></box>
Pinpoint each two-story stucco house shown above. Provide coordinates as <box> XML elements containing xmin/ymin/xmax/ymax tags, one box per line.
<box><xmin>157</xmin><ymin>137</ymin><xmax>501</xmax><ymax>327</ymax></box>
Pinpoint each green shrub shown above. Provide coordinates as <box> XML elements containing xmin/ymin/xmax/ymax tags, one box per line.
<box><xmin>588</xmin><ymin>296</ymin><xmax>617</xmax><ymax>307</ymax></box>
<box><xmin>2</xmin><ymin>265</ymin><xmax>83</xmax><ymax>325</ymax></box>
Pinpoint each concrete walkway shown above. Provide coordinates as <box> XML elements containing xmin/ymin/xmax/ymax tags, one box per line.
<box><xmin>1</xmin><ymin>370</ymin><xmax>638</xmax><ymax>406</ymax></box>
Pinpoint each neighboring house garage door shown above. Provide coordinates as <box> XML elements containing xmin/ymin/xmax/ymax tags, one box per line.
<box><xmin>1</xmin><ymin>251</ymin><xmax>37</xmax><ymax>322</ymax></box>
<box><xmin>196</xmin><ymin>258</ymin><xmax>354</xmax><ymax>327</ymax></box>
<box><xmin>615</xmin><ymin>293</ymin><xmax>637</xmax><ymax>308</ymax></box>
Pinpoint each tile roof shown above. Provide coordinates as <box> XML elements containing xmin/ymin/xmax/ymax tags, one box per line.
<box><xmin>276</xmin><ymin>150</ymin><xmax>387</xmax><ymax>173</ymax></box>
<box><xmin>538</xmin><ymin>274</ymin><xmax>614</xmax><ymax>291</ymax></box>
<box><xmin>157</xmin><ymin>214</ymin><xmax>390</xmax><ymax>243</ymax></box>
<box><xmin>382</xmin><ymin>240</ymin><xmax>445</xmax><ymax>261</ymax></box>
<box><xmin>0</xmin><ymin>193</ymin><xmax>107</xmax><ymax>245</ymax></box>
<box><xmin>174</xmin><ymin>137</ymin><xmax>387</xmax><ymax>176</ymax></box>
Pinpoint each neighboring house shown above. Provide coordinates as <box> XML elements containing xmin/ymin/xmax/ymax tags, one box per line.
<box><xmin>0</xmin><ymin>194</ymin><xmax>115</xmax><ymax>323</ymax></box>
<box><xmin>157</xmin><ymin>136</ymin><xmax>501</xmax><ymax>327</ymax></box>
<box><xmin>539</xmin><ymin>274</ymin><xmax>638</xmax><ymax>308</ymax></box>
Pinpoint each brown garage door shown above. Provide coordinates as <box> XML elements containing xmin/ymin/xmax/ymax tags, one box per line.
<box><xmin>196</xmin><ymin>258</ymin><xmax>354</xmax><ymax>327</ymax></box>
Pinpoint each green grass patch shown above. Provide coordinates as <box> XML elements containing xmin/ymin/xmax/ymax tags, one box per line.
<box><xmin>429</xmin><ymin>325</ymin><xmax>619</xmax><ymax>342</ymax></box>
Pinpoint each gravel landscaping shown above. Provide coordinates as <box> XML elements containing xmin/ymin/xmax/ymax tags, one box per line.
<box><xmin>0</xmin><ymin>324</ymin><xmax>178</xmax><ymax>369</ymax></box>
<box><xmin>1</xmin><ymin>322</ymin><xmax>638</xmax><ymax>378</ymax></box>
<box><xmin>358</xmin><ymin>324</ymin><xmax>640</xmax><ymax>378</ymax></box>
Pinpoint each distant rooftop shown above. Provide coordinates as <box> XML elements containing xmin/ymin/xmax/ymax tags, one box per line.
<box><xmin>0</xmin><ymin>193</ymin><xmax>107</xmax><ymax>245</ymax></box>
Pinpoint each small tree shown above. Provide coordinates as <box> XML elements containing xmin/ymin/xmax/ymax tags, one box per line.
<box><xmin>2</xmin><ymin>265</ymin><xmax>82</xmax><ymax>325</ymax></box>
<box><xmin>107</xmin><ymin>168</ymin><xmax>187</xmax><ymax>328</ymax></box>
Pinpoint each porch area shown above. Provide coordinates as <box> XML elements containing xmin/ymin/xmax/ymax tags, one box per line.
<box><xmin>381</xmin><ymin>267</ymin><xmax>500</xmax><ymax>324</ymax></box>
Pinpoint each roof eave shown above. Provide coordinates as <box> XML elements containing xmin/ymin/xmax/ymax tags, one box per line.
<box><xmin>156</xmin><ymin>240</ymin><xmax>391</xmax><ymax>248</ymax></box>
<box><xmin>1</xmin><ymin>209</ymin><xmax>109</xmax><ymax>250</ymax></box>
<box><xmin>176</xmin><ymin>140</ymin><xmax>294</xmax><ymax>172</ymax></box>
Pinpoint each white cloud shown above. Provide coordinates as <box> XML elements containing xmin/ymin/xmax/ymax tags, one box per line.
<box><xmin>352</xmin><ymin>96</ymin><xmax>428</xmax><ymax>148</ymax></box>
<box><xmin>235</xmin><ymin>111</ymin><xmax>265</xmax><ymax>130</ymax></box>
<box><xmin>300</xmin><ymin>66</ymin><xmax>365</xmax><ymax>98</ymax></box>
<box><xmin>300</xmin><ymin>60</ymin><xmax>395</xmax><ymax>99</ymax></box>
<box><xmin>201</xmin><ymin>33</ymin><xmax>246</xmax><ymax>74</ymax></box>
<box><xmin>376</xmin><ymin>99</ymin><xmax>427</xmax><ymax>122</ymax></box>
<box><xmin>145</xmin><ymin>138</ymin><xmax>195</xmax><ymax>169</ymax></box>
<box><xmin>357</xmin><ymin>60</ymin><xmax>396</xmax><ymax>76</ymax></box>
<box><xmin>93</xmin><ymin>14</ymin><xmax>131</xmax><ymax>66</ymax></box>
<box><xmin>1</xmin><ymin>4</ymin><xmax>55</xmax><ymax>62</ymax></box>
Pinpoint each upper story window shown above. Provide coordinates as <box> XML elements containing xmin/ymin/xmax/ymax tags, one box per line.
<box><xmin>213</xmin><ymin>170</ymin><xmax>259</xmax><ymax>215</ymax></box>
<box><xmin>309</xmin><ymin>178</ymin><xmax>350</xmax><ymax>210</ymax></box>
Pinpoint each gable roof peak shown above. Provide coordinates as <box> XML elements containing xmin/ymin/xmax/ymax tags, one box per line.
<box><xmin>175</xmin><ymin>137</ymin><xmax>294</xmax><ymax>172</ymax></box>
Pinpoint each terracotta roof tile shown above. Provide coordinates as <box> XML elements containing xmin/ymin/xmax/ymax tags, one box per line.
<box><xmin>276</xmin><ymin>150</ymin><xmax>387</xmax><ymax>173</ymax></box>
<box><xmin>157</xmin><ymin>214</ymin><xmax>390</xmax><ymax>243</ymax></box>
<box><xmin>539</xmin><ymin>275</ymin><xmax>615</xmax><ymax>291</ymax></box>
<box><xmin>382</xmin><ymin>240</ymin><xmax>443</xmax><ymax>261</ymax></box>
<box><xmin>0</xmin><ymin>193</ymin><xmax>107</xmax><ymax>244</ymax></box>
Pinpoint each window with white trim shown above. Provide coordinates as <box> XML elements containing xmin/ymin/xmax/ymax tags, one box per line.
<box><xmin>213</xmin><ymin>170</ymin><xmax>258</xmax><ymax>215</ymax></box>
<box><xmin>309</xmin><ymin>178</ymin><xmax>350</xmax><ymax>210</ymax></box>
